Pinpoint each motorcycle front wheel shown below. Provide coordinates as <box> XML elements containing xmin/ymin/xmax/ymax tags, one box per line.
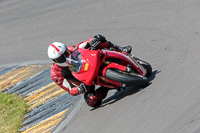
<box><xmin>105</xmin><ymin>68</ymin><xmax>149</xmax><ymax>87</ymax></box>
<box><xmin>139</xmin><ymin>60</ymin><xmax>152</xmax><ymax>77</ymax></box>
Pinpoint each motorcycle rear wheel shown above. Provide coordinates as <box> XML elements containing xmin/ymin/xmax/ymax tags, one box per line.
<box><xmin>105</xmin><ymin>68</ymin><xmax>149</xmax><ymax>87</ymax></box>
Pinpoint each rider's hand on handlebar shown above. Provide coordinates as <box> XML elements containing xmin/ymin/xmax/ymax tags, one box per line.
<box><xmin>78</xmin><ymin>82</ymin><xmax>88</xmax><ymax>94</ymax></box>
<box><xmin>94</xmin><ymin>34</ymin><xmax>107</xmax><ymax>42</ymax></box>
<box><xmin>89</xmin><ymin>38</ymin><xmax>100</xmax><ymax>50</ymax></box>
<box><xmin>89</xmin><ymin>34</ymin><xmax>107</xmax><ymax>50</ymax></box>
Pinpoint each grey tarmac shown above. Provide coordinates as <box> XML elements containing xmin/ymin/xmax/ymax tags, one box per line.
<box><xmin>1</xmin><ymin>0</ymin><xmax>200</xmax><ymax>133</ymax></box>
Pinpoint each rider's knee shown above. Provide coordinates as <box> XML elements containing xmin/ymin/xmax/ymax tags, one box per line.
<box><xmin>84</xmin><ymin>93</ymin><xmax>98</xmax><ymax>107</ymax></box>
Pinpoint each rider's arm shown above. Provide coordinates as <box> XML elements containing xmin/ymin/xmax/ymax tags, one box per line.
<box><xmin>68</xmin><ymin>35</ymin><xmax>110</xmax><ymax>51</ymax></box>
<box><xmin>67</xmin><ymin>38</ymin><xmax>93</xmax><ymax>52</ymax></box>
<box><xmin>51</xmin><ymin>73</ymin><xmax>79</xmax><ymax>96</ymax></box>
<box><xmin>50</xmin><ymin>63</ymin><xmax>85</xmax><ymax>96</ymax></box>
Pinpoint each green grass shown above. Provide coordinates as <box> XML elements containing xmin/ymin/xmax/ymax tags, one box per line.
<box><xmin>0</xmin><ymin>92</ymin><xmax>29</xmax><ymax>133</ymax></box>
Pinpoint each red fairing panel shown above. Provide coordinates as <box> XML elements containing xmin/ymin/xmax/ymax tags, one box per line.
<box><xmin>72</xmin><ymin>49</ymin><xmax>100</xmax><ymax>86</ymax></box>
<box><xmin>103</xmin><ymin>50</ymin><xmax>144</xmax><ymax>76</ymax></box>
<box><xmin>102</xmin><ymin>62</ymin><xmax>127</xmax><ymax>77</ymax></box>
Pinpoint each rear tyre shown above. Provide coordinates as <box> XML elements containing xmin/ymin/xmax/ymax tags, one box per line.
<box><xmin>105</xmin><ymin>68</ymin><xmax>149</xmax><ymax>87</ymax></box>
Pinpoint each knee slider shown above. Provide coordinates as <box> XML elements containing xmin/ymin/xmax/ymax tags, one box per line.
<box><xmin>84</xmin><ymin>93</ymin><xmax>97</xmax><ymax>107</ymax></box>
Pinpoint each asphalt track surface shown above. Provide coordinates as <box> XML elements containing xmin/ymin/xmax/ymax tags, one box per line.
<box><xmin>1</xmin><ymin>0</ymin><xmax>200</xmax><ymax>133</ymax></box>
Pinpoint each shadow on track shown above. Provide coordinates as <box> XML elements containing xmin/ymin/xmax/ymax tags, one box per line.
<box><xmin>91</xmin><ymin>70</ymin><xmax>160</xmax><ymax>111</ymax></box>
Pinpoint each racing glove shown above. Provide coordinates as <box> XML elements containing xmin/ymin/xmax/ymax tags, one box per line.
<box><xmin>78</xmin><ymin>82</ymin><xmax>88</xmax><ymax>94</ymax></box>
<box><xmin>94</xmin><ymin>34</ymin><xmax>107</xmax><ymax>42</ymax></box>
<box><xmin>89</xmin><ymin>34</ymin><xmax>107</xmax><ymax>50</ymax></box>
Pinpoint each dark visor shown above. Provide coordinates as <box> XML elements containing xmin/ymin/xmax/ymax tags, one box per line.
<box><xmin>51</xmin><ymin>50</ymin><xmax>69</xmax><ymax>63</ymax></box>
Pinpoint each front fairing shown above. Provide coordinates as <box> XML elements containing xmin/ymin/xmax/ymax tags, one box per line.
<box><xmin>67</xmin><ymin>49</ymin><xmax>100</xmax><ymax>86</ymax></box>
<box><xmin>101</xmin><ymin>49</ymin><xmax>146</xmax><ymax>76</ymax></box>
<box><xmin>66</xmin><ymin>51</ymin><xmax>82</xmax><ymax>73</ymax></box>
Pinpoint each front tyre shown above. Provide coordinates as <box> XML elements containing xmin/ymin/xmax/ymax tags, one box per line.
<box><xmin>132</xmin><ymin>56</ymin><xmax>152</xmax><ymax>77</ymax></box>
<box><xmin>138</xmin><ymin>60</ymin><xmax>152</xmax><ymax>77</ymax></box>
<box><xmin>105</xmin><ymin>68</ymin><xmax>149</xmax><ymax>87</ymax></box>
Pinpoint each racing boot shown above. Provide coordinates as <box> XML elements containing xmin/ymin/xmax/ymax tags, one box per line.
<box><xmin>120</xmin><ymin>45</ymin><xmax>132</xmax><ymax>54</ymax></box>
<box><xmin>109</xmin><ymin>42</ymin><xmax>132</xmax><ymax>54</ymax></box>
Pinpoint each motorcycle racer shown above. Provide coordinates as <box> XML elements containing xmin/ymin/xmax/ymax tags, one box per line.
<box><xmin>47</xmin><ymin>35</ymin><xmax>132</xmax><ymax>107</ymax></box>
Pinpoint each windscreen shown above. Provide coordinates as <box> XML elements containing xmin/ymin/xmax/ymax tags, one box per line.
<box><xmin>66</xmin><ymin>51</ymin><xmax>82</xmax><ymax>73</ymax></box>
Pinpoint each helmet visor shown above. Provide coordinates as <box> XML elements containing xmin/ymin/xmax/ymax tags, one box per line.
<box><xmin>51</xmin><ymin>50</ymin><xmax>69</xmax><ymax>63</ymax></box>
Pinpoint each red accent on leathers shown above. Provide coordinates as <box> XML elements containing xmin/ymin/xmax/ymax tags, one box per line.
<box><xmin>50</xmin><ymin>37</ymin><xmax>110</xmax><ymax>99</ymax></box>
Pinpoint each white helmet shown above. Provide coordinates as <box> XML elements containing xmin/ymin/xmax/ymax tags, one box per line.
<box><xmin>48</xmin><ymin>42</ymin><xmax>70</xmax><ymax>67</ymax></box>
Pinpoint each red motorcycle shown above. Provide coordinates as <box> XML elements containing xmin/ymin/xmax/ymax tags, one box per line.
<box><xmin>66</xmin><ymin>48</ymin><xmax>152</xmax><ymax>89</ymax></box>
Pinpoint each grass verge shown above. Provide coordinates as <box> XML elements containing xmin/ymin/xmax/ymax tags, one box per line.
<box><xmin>0</xmin><ymin>92</ymin><xmax>29</xmax><ymax>133</ymax></box>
